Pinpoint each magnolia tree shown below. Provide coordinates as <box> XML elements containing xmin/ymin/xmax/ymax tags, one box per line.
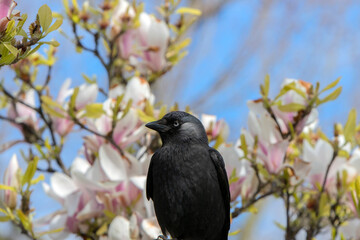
<box><xmin>0</xmin><ymin>1</ymin><xmax>359</xmax><ymax>240</ymax></box>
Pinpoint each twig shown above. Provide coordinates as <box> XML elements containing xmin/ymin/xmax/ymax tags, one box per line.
<box><xmin>40</xmin><ymin>65</ymin><xmax>52</xmax><ymax>92</ymax></box>
<box><xmin>231</xmin><ymin>188</ymin><xmax>276</xmax><ymax>218</ymax></box>
<box><xmin>71</xmin><ymin>117</ymin><xmax>128</xmax><ymax>162</ymax></box>
<box><xmin>1</xmin><ymin>87</ymin><xmax>37</xmax><ymax>111</ymax></box>
<box><xmin>72</xmin><ymin>22</ymin><xmax>107</xmax><ymax>70</ymax></box>
<box><xmin>285</xmin><ymin>190</ymin><xmax>296</xmax><ymax>240</ymax></box>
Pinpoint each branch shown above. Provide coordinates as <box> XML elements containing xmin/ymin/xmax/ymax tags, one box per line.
<box><xmin>231</xmin><ymin>188</ymin><xmax>276</xmax><ymax>218</ymax></box>
<box><xmin>71</xmin><ymin>117</ymin><xmax>129</xmax><ymax>164</ymax></box>
<box><xmin>71</xmin><ymin>22</ymin><xmax>107</xmax><ymax>70</ymax></box>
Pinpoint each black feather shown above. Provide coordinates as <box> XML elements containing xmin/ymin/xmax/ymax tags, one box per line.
<box><xmin>146</xmin><ymin>111</ymin><xmax>230</xmax><ymax>240</ymax></box>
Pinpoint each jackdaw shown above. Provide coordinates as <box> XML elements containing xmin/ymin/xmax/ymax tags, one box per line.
<box><xmin>146</xmin><ymin>111</ymin><xmax>230</xmax><ymax>240</ymax></box>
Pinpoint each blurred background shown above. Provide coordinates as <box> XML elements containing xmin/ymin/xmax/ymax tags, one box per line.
<box><xmin>1</xmin><ymin>0</ymin><xmax>360</xmax><ymax>239</ymax></box>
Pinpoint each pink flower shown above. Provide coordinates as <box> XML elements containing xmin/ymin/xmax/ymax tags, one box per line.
<box><xmin>109</xmin><ymin>76</ymin><xmax>155</xmax><ymax>108</ymax></box>
<box><xmin>1</xmin><ymin>154</ymin><xmax>20</xmax><ymax>209</ymax></box>
<box><xmin>110</xmin><ymin>4</ymin><xmax>170</xmax><ymax>72</ymax></box>
<box><xmin>0</xmin><ymin>0</ymin><xmax>16</xmax><ymax>32</ymax></box>
<box><xmin>303</xmin><ymin>139</ymin><xmax>346</xmax><ymax>191</ymax></box>
<box><xmin>244</xmin><ymin>110</ymin><xmax>289</xmax><ymax>174</ymax></box>
<box><xmin>247</xmin><ymin>78</ymin><xmax>318</xmax><ymax>135</ymax></box>
<box><xmin>110</xmin><ymin>0</ymin><xmax>136</xmax><ymax>59</ymax></box>
<box><xmin>8</xmin><ymin>89</ymin><xmax>38</xmax><ymax>130</ymax></box>
<box><xmin>137</xmin><ymin>13</ymin><xmax>169</xmax><ymax>72</ymax></box>
<box><xmin>52</xmin><ymin>79</ymin><xmax>74</xmax><ymax>137</ymax></box>
<box><xmin>75</xmin><ymin>83</ymin><xmax>98</xmax><ymax>110</ymax></box>
<box><xmin>40</xmin><ymin>144</ymin><xmax>148</xmax><ymax>238</ymax></box>
<box><xmin>201</xmin><ymin>114</ymin><xmax>229</xmax><ymax>141</ymax></box>
<box><xmin>218</xmin><ymin>143</ymin><xmax>258</xmax><ymax>201</ymax></box>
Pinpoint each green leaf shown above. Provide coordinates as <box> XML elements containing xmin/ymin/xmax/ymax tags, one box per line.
<box><xmin>263</xmin><ymin>74</ymin><xmax>270</xmax><ymax>97</ymax></box>
<box><xmin>23</xmin><ymin>43</ymin><xmax>43</xmax><ymax>59</ymax></box>
<box><xmin>38</xmin><ymin>4</ymin><xmax>53</xmax><ymax>32</ymax></box>
<box><xmin>69</xmin><ymin>87</ymin><xmax>79</xmax><ymax>115</ymax></box>
<box><xmin>246</xmin><ymin>205</ymin><xmax>258</xmax><ymax>214</ymax></box>
<box><xmin>16</xmin><ymin>209</ymin><xmax>31</xmax><ymax>231</ymax></box>
<box><xmin>318</xmin><ymin>87</ymin><xmax>342</xmax><ymax>105</ymax></box>
<box><xmin>41</xmin><ymin>96</ymin><xmax>64</xmax><ymax>110</ymax></box>
<box><xmin>158</xmin><ymin>105</ymin><xmax>167</xmax><ymax>119</ymax></box>
<box><xmin>0</xmin><ymin>52</ymin><xmax>16</xmax><ymax>65</ymax></box>
<box><xmin>45</xmin><ymin>18</ymin><xmax>63</xmax><ymax>35</ymax></box>
<box><xmin>318</xmin><ymin>193</ymin><xmax>328</xmax><ymax>217</ymax></box>
<box><xmin>144</xmin><ymin>100</ymin><xmax>154</xmax><ymax>117</ymax></box>
<box><xmin>344</xmin><ymin>109</ymin><xmax>356</xmax><ymax>143</ymax></box>
<box><xmin>176</xmin><ymin>7</ymin><xmax>202</xmax><ymax>16</ymax></box>
<box><xmin>355</xmin><ymin>176</ymin><xmax>360</xmax><ymax>196</ymax></box>
<box><xmin>0</xmin><ymin>216</ymin><xmax>10</xmax><ymax>222</ymax></box>
<box><xmin>37</xmin><ymin>228</ymin><xmax>64</xmax><ymax>238</ymax></box>
<box><xmin>213</xmin><ymin>135</ymin><xmax>224</xmax><ymax>149</ymax></box>
<box><xmin>338</xmin><ymin>149</ymin><xmax>350</xmax><ymax>159</ymax></box>
<box><xmin>228</xmin><ymin>229</ymin><xmax>241</xmax><ymax>236</ymax></box>
<box><xmin>96</xmin><ymin>222</ymin><xmax>108</xmax><ymax>236</ymax></box>
<box><xmin>240</xmin><ymin>134</ymin><xmax>248</xmax><ymax>157</ymax></box>
<box><xmin>5</xmin><ymin>20</ymin><xmax>15</xmax><ymax>34</ymax></box>
<box><xmin>277</xmin><ymin>103</ymin><xmax>305</xmax><ymax>112</ymax></box>
<box><xmin>274</xmin><ymin>221</ymin><xmax>286</xmax><ymax>231</ymax></box>
<box><xmin>84</xmin><ymin>103</ymin><xmax>105</xmax><ymax>118</ymax></box>
<box><xmin>82</xmin><ymin>73</ymin><xmax>96</xmax><ymax>84</ymax></box>
<box><xmin>137</xmin><ymin>109</ymin><xmax>156</xmax><ymax>123</ymax></box>
<box><xmin>38</xmin><ymin>40</ymin><xmax>60</xmax><ymax>47</ymax></box>
<box><xmin>21</xmin><ymin>157</ymin><xmax>39</xmax><ymax>186</ymax></box>
<box><xmin>283</xmin><ymin>83</ymin><xmax>307</xmax><ymax>99</ymax></box>
<box><xmin>30</xmin><ymin>174</ymin><xmax>45</xmax><ymax>185</ymax></box>
<box><xmin>0</xmin><ymin>184</ymin><xmax>16</xmax><ymax>192</ymax></box>
<box><xmin>3</xmin><ymin>43</ymin><xmax>19</xmax><ymax>56</ymax></box>
<box><xmin>122</xmin><ymin>99</ymin><xmax>132</xmax><ymax>118</ymax></box>
<box><xmin>321</xmin><ymin>77</ymin><xmax>341</xmax><ymax>93</ymax></box>
<box><xmin>42</xmin><ymin>103</ymin><xmax>65</xmax><ymax>118</ymax></box>
<box><xmin>18</xmin><ymin>29</ymin><xmax>28</xmax><ymax>38</ymax></box>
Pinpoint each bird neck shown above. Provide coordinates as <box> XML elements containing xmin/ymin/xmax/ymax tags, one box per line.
<box><xmin>161</xmin><ymin>134</ymin><xmax>208</xmax><ymax>146</ymax></box>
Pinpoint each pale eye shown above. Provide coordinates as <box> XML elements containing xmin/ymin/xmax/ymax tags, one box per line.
<box><xmin>173</xmin><ymin>120</ymin><xmax>180</xmax><ymax>127</ymax></box>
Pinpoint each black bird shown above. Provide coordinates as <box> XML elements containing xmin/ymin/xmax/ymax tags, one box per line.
<box><xmin>146</xmin><ymin>111</ymin><xmax>230</xmax><ymax>240</ymax></box>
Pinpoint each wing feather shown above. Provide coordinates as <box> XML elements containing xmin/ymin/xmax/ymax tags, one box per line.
<box><xmin>209</xmin><ymin>148</ymin><xmax>230</xmax><ymax>238</ymax></box>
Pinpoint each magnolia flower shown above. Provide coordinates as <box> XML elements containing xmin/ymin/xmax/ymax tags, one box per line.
<box><xmin>137</xmin><ymin>12</ymin><xmax>169</xmax><ymax>72</ymax></box>
<box><xmin>8</xmin><ymin>89</ymin><xmax>38</xmax><ymax>130</ymax></box>
<box><xmin>243</xmin><ymin>110</ymin><xmax>289</xmax><ymax>174</ymax></box>
<box><xmin>110</xmin><ymin>1</ymin><xmax>170</xmax><ymax>72</ymax></box>
<box><xmin>248</xmin><ymin>79</ymin><xmax>318</xmax><ymax>135</ymax></box>
<box><xmin>110</xmin><ymin>0</ymin><xmax>136</xmax><ymax>59</ymax></box>
<box><xmin>0</xmin><ymin>0</ymin><xmax>16</xmax><ymax>32</ymax></box>
<box><xmin>85</xmin><ymin>108</ymin><xmax>146</xmax><ymax>162</ymax></box>
<box><xmin>75</xmin><ymin>83</ymin><xmax>98</xmax><ymax>110</ymax></box>
<box><xmin>218</xmin><ymin>143</ymin><xmax>258</xmax><ymax>201</ymax></box>
<box><xmin>341</xmin><ymin>148</ymin><xmax>360</xmax><ymax>183</ymax></box>
<box><xmin>201</xmin><ymin>114</ymin><xmax>229</xmax><ymax>141</ymax></box>
<box><xmin>1</xmin><ymin>154</ymin><xmax>20</xmax><ymax>209</ymax></box>
<box><xmin>303</xmin><ymin>139</ymin><xmax>346</xmax><ymax>191</ymax></box>
<box><xmin>40</xmin><ymin>144</ymin><xmax>148</xmax><ymax>238</ymax></box>
<box><xmin>108</xmin><ymin>215</ymin><xmax>139</xmax><ymax>240</ymax></box>
<box><xmin>53</xmin><ymin>79</ymin><xmax>74</xmax><ymax>136</ymax></box>
<box><xmin>109</xmin><ymin>77</ymin><xmax>155</xmax><ymax>108</ymax></box>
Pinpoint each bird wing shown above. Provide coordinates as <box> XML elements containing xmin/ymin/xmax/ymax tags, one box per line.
<box><xmin>209</xmin><ymin>148</ymin><xmax>231</xmax><ymax>233</ymax></box>
<box><xmin>146</xmin><ymin>153</ymin><xmax>155</xmax><ymax>200</ymax></box>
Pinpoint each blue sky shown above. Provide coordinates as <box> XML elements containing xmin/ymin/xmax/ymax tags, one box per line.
<box><xmin>1</xmin><ymin>0</ymin><xmax>360</xmax><ymax>239</ymax></box>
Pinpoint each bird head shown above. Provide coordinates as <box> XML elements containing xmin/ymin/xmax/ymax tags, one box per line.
<box><xmin>145</xmin><ymin>111</ymin><xmax>208</xmax><ymax>145</ymax></box>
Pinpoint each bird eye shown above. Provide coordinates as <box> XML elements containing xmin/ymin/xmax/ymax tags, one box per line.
<box><xmin>173</xmin><ymin>120</ymin><xmax>180</xmax><ymax>127</ymax></box>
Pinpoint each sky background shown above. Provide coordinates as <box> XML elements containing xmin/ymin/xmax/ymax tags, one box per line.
<box><xmin>1</xmin><ymin>0</ymin><xmax>360</xmax><ymax>239</ymax></box>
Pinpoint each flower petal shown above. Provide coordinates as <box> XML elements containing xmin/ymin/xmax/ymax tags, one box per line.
<box><xmin>99</xmin><ymin>144</ymin><xmax>127</xmax><ymax>181</ymax></box>
<box><xmin>108</xmin><ymin>216</ymin><xmax>130</xmax><ymax>240</ymax></box>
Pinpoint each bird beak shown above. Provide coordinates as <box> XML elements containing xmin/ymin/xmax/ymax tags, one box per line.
<box><xmin>145</xmin><ymin>119</ymin><xmax>170</xmax><ymax>133</ymax></box>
